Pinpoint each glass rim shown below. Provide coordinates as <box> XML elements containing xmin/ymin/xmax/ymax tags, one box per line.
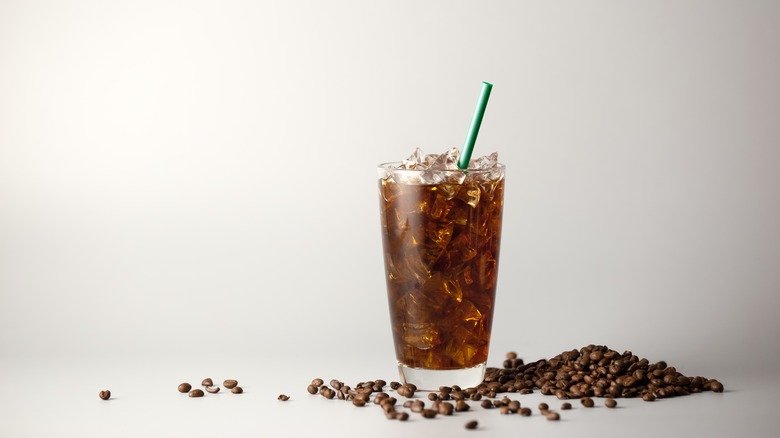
<box><xmin>377</xmin><ymin>161</ymin><xmax>505</xmax><ymax>174</ymax></box>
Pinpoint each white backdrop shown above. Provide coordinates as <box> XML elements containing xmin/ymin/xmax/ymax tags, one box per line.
<box><xmin>1</xmin><ymin>1</ymin><xmax>779</xmax><ymax>435</ymax></box>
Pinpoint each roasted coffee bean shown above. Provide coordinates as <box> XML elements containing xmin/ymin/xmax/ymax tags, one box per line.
<box><xmin>352</xmin><ymin>398</ymin><xmax>366</xmax><ymax>407</ymax></box>
<box><xmin>189</xmin><ymin>389</ymin><xmax>204</xmax><ymax>398</ymax></box>
<box><xmin>538</xmin><ymin>402</ymin><xmax>549</xmax><ymax>412</ymax></box>
<box><xmin>465</xmin><ymin>420</ymin><xmax>478</xmax><ymax>430</ymax></box>
<box><xmin>506</xmin><ymin>351</ymin><xmax>518</xmax><ymax>360</ymax></box>
<box><xmin>396</xmin><ymin>412</ymin><xmax>409</xmax><ymax>421</ymax></box>
<box><xmin>561</xmin><ymin>402</ymin><xmax>572</xmax><ymax>410</ymax></box>
<box><xmin>581</xmin><ymin>397</ymin><xmax>594</xmax><ymax>408</ymax></box>
<box><xmin>278</xmin><ymin>394</ymin><xmax>290</xmax><ymax>401</ymax></box>
<box><xmin>507</xmin><ymin>400</ymin><xmax>520</xmax><ymax>412</ymax></box>
<box><xmin>710</xmin><ymin>381</ymin><xmax>724</xmax><ymax>393</ymax></box>
<box><xmin>178</xmin><ymin>383</ymin><xmax>192</xmax><ymax>393</ymax></box>
<box><xmin>201</xmin><ymin>378</ymin><xmax>213</xmax><ymax>387</ymax></box>
<box><xmin>439</xmin><ymin>392</ymin><xmax>451</xmax><ymax>401</ymax></box>
<box><xmin>402</xmin><ymin>400</ymin><xmax>413</xmax><ymax>408</ymax></box>
<box><xmin>231</xmin><ymin>386</ymin><xmax>243</xmax><ymax>394</ymax></box>
<box><xmin>438</xmin><ymin>402</ymin><xmax>454</xmax><ymax>415</ymax></box>
<box><xmin>428</xmin><ymin>393</ymin><xmax>439</xmax><ymax>401</ymax></box>
<box><xmin>499</xmin><ymin>406</ymin><xmax>511</xmax><ymax>415</ymax></box>
<box><xmin>410</xmin><ymin>400</ymin><xmax>425</xmax><ymax>413</ymax></box>
<box><xmin>605</xmin><ymin>398</ymin><xmax>617</xmax><ymax>408</ymax></box>
<box><xmin>330</xmin><ymin>379</ymin><xmax>342</xmax><ymax>390</ymax></box>
<box><xmin>519</xmin><ymin>407</ymin><xmax>532</xmax><ymax>416</ymax></box>
<box><xmin>546</xmin><ymin>411</ymin><xmax>560</xmax><ymax>421</ymax></box>
<box><xmin>307</xmin><ymin>384</ymin><xmax>318</xmax><ymax>395</ymax></box>
<box><xmin>311</xmin><ymin>378</ymin><xmax>324</xmax><ymax>387</ymax></box>
<box><xmin>480</xmin><ymin>400</ymin><xmax>493</xmax><ymax>409</ymax></box>
<box><xmin>206</xmin><ymin>386</ymin><xmax>220</xmax><ymax>394</ymax></box>
<box><xmin>642</xmin><ymin>393</ymin><xmax>656</xmax><ymax>402</ymax></box>
<box><xmin>439</xmin><ymin>386</ymin><xmax>452</xmax><ymax>393</ymax></box>
<box><xmin>469</xmin><ymin>392</ymin><xmax>482</xmax><ymax>401</ymax></box>
<box><xmin>390</xmin><ymin>381</ymin><xmax>401</xmax><ymax>390</ymax></box>
<box><xmin>374</xmin><ymin>393</ymin><xmax>390</xmax><ymax>404</ymax></box>
<box><xmin>223</xmin><ymin>380</ymin><xmax>238</xmax><ymax>389</ymax></box>
<box><xmin>397</xmin><ymin>384</ymin><xmax>415</xmax><ymax>398</ymax></box>
<box><xmin>99</xmin><ymin>390</ymin><xmax>111</xmax><ymax>400</ymax></box>
<box><xmin>455</xmin><ymin>400</ymin><xmax>470</xmax><ymax>412</ymax></box>
<box><xmin>421</xmin><ymin>409</ymin><xmax>437</xmax><ymax>419</ymax></box>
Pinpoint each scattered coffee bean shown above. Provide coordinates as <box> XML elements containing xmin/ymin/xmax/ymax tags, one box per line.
<box><xmin>99</xmin><ymin>390</ymin><xmax>111</xmax><ymax>400</ymax></box>
<box><xmin>278</xmin><ymin>394</ymin><xmax>290</xmax><ymax>401</ymax></box>
<box><xmin>428</xmin><ymin>393</ymin><xmax>439</xmax><ymax>401</ymax></box>
<box><xmin>506</xmin><ymin>351</ymin><xmax>517</xmax><ymax>360</ymax></box>
<box><xmin>499</xmin><ymin>406</ymin><xmax>511</xmax><ymax>415</ymax></box>
<box><xmin>352</xmin><ymin>398</ymin><xmax>366</xmax><ymax>407</ymax></box>
<box><xmin>223</xmin><ymin>380</ymin><xmax>238</xmax><ymax>389</ymax></box>
<box><xmin>480</xmin><ymin>400</ymin><xmax>493</xmax><ymax>409</ymax></box>
<box><xmin>178</xmin><ymin>383</ymin><xmax>192</xmax><ymax>393</ymax></box>
<box><xmin>206</xmin><ymin>386</ymin><xmax>220</xmax><ymax>394</ymax></box>
<box><xmin>561</xmin><ymin>402</ymin><xmax>572</xmax><ymax>410</ymax></box>
<box><xmin>605</xmin><ymin>398</ymin><xmax>617</xmax><ymax>408</ymax></box>
<box><xmin>455</xmin><ymin>400</ymin><xmax>470</xmax><ymax>412</ymax></box>
<box><xmin>519</xmin><ymin>407</ymin><xmax>532</xmax><ymax>416</ymax></box>
<box><xmin>546</xmin><ymin>411</ymin><xmax>560</xmax><ymax>421</ymax></box>
<box><xmin>581</xmin><ymin>397</ymin><xmax>594</xmax><ymax>408</ymax></box>
<box><xmin>538</xmin><ymin>402</ymin><xmax>549</xmax><ymax>412</ymax></box>
<box><xmin>396</xmin><ymin>412</ymin><xmax>409</xmax><ymax>421</ymax></box>
<box><xmin>311</xmin><ymin>378</ymin><xmax>324</xmax><ymax>387</ymax></box>
<box><xmin>421</xmin><ymin>409</ymin><xmax>437</xmax><ymax>419</ymax></box>
<box><xmin>390</xmin><ymin>381</ymin><xmax>401</xmax><ymax>390</ymax></box>
<box><xmin>231</xmin><ymin>386</ymin><xmax>243</xmax><ymax>394</ymax></box>
<box><xmin>201</xmin><ymin>378</ymin><xmax>213</xmax><ymax>387</ymax></box>
<box><xmin>438</xmin><ymin>402</ymin><xmax>454</xmax><ymax>415</ymax></box>
<box><xmin>642</xmin><ymin>393</ymin><xmax>656</xmax><ymax>402</ymax></box>
<box><xmin>189</xmin><ymin>389</ymin><xmax>204</xmax><ymax>398</ymax></box>
<box><xmin>307</xmin><ymin>384</ymin><xmax>318</xmax><ymax>395</ymax></box>
<box><xmin>465</xmin><ymin>420</ymin><xmax>478</xmax><ymax>430</ymax></box>
<box><xmin>397</xmin><ymin>384</ymin><xmax>415</xmax><ymax>398</ymax></box>
<box><xmin>710</xmin><ymin>381</ymin><xmax>724</xmax><ymax>393</ymax></box>
<box><xmin>410</xmin><ymin>400</ymin><xmax>425</xmax><ymax>413</ymax></box>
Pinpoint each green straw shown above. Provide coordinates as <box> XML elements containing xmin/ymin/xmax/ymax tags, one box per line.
<box><xmin>458</xmin><ymin>81</ymin><xmax>493</xmax><ymax>169</ymax></box>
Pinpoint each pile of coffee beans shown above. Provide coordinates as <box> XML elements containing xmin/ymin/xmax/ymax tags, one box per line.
<box><xmin>490</xmin><ymin>345</ymin><xmax>724</xmax><ymax>400</ymax></box>
<box><xmin>303</xmin><ymin>345</ymin><xmax>724</xmax><ymax>427</ymax></box>
<box><xmin>177</xmin><ymin>378</ymin><xmax>244</xmax><ymax>397</ymax></box>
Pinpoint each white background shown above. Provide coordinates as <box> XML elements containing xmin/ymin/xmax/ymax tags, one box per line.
<box><xmin>1</xmin><ymin>1</ymin><xmax>779</xmax><ymax>436</ymax></box>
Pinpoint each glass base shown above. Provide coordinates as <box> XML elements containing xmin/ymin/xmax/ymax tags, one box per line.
<box><xmin>397</xmin><ymin>363</ymin><xmax>486</xmax><ymax>391</ymax></box>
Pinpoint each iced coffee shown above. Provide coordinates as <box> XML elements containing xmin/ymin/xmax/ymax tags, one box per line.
<box><xmin>378</xmin><ymin>148</ymin><xmax>504</xmax><ymax>389</ymax></box>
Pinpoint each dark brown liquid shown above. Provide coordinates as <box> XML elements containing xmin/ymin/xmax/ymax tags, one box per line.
<box><xmin>379</xmin><ymin>176</ymin><xmax>504</xmax><ymax>370</ymax></box>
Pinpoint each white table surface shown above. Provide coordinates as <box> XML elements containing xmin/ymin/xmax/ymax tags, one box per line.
<box><xmin>3</xmin><ymin>352</ymin><xmax>777</xmax><ymax>438</ymax></box>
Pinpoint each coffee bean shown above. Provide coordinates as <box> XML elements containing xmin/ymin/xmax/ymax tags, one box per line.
<box><xmin>480</xmin><ymin>400</ymin><xmax>493</xmax><ymax>409</ymax></box>
<box><xmin>581</xmin><ymin>397</ymin><xmax>594</xmax><ymax>408</ymax></box>
<box><xmin>396</xmin><ymin>412</ymin><xmax>409</xmax><ymax>421</ymax></box>
<box><xmin>311</xmin><ymin>378</ymin><xmax>324</xmax><ymax>387</ymax></box>
<box><xmin>397</xmin><ymin>384</ymin><xmax>415</xmax><ymax>398</ymax></box>
<box><xmin>307</xmin><ymin>384</ymin><xmax>318</xmax><ymax>395</ymax></box>
<box><xmin>561</xmin><ymin>402</ymin><xmax>572</xmax><ymax>410</ymax></box>
<box><xmin>605</xmin><ymin>398</ymin><xmax>617</xmax><ymax>408</ymax></box>
<box><xmin>710</xmin><ymin>381</ymin><xmax>724</xmax><ymax>393</ymax></box>
<box><xmin>201</xmin><ymin>378</ymin><xmax>213</xmax><ymax>387</ymax></box>
<box><xmin>519</xmin><ymin>407</ymin><xmax>532</xmax><ymax>416</ymax></box>
<box><xmin>438</xmin><ymin>402</ymin><xmax>454</xmax><ymax>415</ymax></box>
<box><xmin>231</xmin><ymin>386</ymin><xmax>243</xmax><ymax>394</ymax></box>
<box><xmin>506</xmin><ymin>351</ymin><xmax>518</xmax><ymax>360</ymax></box>
<box><xmin>330</xmin><ymin>379</ymin><xmax>342</xmax><ymax>390</ymax></box>
<box><xmin>546</xmin><ymin>411</ymin><xmax>560</xmax><ymax>421</ymax></box>
<box><xmin>538</xmin><ymin>402</ymin><xmax>549</xmax><ymax>412</ymax></box>
<box><xmin>352</xmin><ymin>398</ymin><xmax>366</xmax><ymax>407</ymax></box>
<box><xmin>455</xmin><ymin>400</ymin><xmax>470</xmax><ymax>412</ymax></box>
<box><xmin>178</xmin><ymin>383</ymin><xmax>192</xmax><ymax>393</ymax></box>
<box><xmin>410</xmin><ymin>400</ymin><xmax>425</xmax><ymax>413</ymax></box>
<box><xmin>390</xmin><ymin>381</ymin><xmax>401</xmax><ymax>390</ymax></box>
<box><xmin>421</xmin><ymin>409</ymin><xmax>437</xmax><ymax>419</ymax></box>
<box><xmin>278</xmin><ymin>394</ymin><xmax>290</xmax><ymax>401</ymax></box>
<box><xmin>642</xmin><ymin>393</ymin><xmax>656</xmax><ymax>402</ymax></box>
<box><xmin>499</xmin><ymin>406</ymin><xmax>511</xmax><ymax>415</ymax></box>
<box><xmin>99</xmin><ymin>390</ymin><xmax>111</xmax><ymax>400</ymax></box>
<box><xmin>465</xmin><ymin>420</ymin><xmax>478</xmax><ymax>430</ymax></box>
<box><xmin>206</xmin><ymin>386</ymin><xmax>220</xmax><ymax>394</ymax></box>
<box><xmin>428</xmin><ymin>393</ymin><xmax>439</xmax><ymax>401</ymax></box>
<box><xmin>508</xmin><ymin>400</ymin><xmax>520</xmax><ymax>413</ymax></box>
<box><xmin>223</xmin><ymin>380</ymin><xmax>238</xmax><ymax>389</ymax></box>
<box><xmin>189</xmin><ymin>389</ymin><xmax>204</xmax><ymax>398</ymax></box>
